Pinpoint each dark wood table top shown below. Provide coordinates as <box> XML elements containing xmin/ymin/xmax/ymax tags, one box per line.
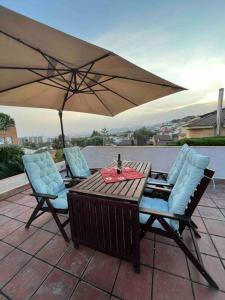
<box><xmin>69</xmin><ymin>161</ymin><xmax>151</xmax><ymax>203</ymax></box>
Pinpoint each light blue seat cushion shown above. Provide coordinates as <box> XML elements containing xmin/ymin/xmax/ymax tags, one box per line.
<box><xmin>23</xmin><ymin>151</ymin><xmax>65</xmax><ymax>195</ymax></box>
<box><xmin>167</xmin><ymin>144</ymin><xmax>190</xmax><ymax>184</ymax></box>
<box><xmin>44</xmin><ymin>189</ymin><xmax>68</xmax><ymax>210</ymax></box>
<box><xmin>139</xmin><ymin>196</ymin><xmax>173</xmax><ymax>230</ymax></box>
<box><xmin>168</xmin><ymin>149</ymin><xmax>209</xmax><ymax>215</ymax></box>
<box><xmin>63</xmin><ymin>146</ymin><xmax>91</xmax><ymax>177</ymax></box>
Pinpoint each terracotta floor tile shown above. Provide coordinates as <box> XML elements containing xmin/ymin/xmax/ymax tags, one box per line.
<box><xmin>0</xmin><ymin>249</ymin><xmax>31</xmax><ymax>288</ymax></box>
<box><xmin>198</xmin><ymin>207</ymin><xmax>225</xmax><ymax>221</ymax></box>
<box><xmin>0</xmin><ymin>292</ymin><xmax>8</xmax><ymax>300</ymax></box>
<box><xmin>155</xmin><ymin>234</ymin><xmax>177</xmax><ymax>246</ymax></box>
<box><xmin>83</xmin><ymin>251</ymin><xmax>120</xmax><ymax>292</ymax></box>
<box><xmin>191</xmin><ymin>216</ymin><xmax>207</xmax><ymax>233</ymax></box>
<box><xmin>0</xmin><ymin>201</ymin><xmax>15</xmax><ymax>214</ymax></box>
<box><xmin>211</xmin><ymin>235</ymin><xmax>225</xmax><ymax>259</ymax></box>
<box><xmin>2</xmin><ymin>258</ymin><xmax>52</xmax><ymax>300</ymax></box>
<box><xmin>188</xmin><ymin>254</ymin><xmax>225</xmax><ymax>291</ymax></box>
<box><xmin>57</xmin><ymin>246</ymin><xmax>94</xmax><ymax>277</ymax></box>
<box><xmin>36</xmin><ymin>235</ymin><xmax>70</xmax><ymax>265</ymax></box>
<box><xmin>182</xmin><ymin>231</ymin><xmax>218</xmax><ymax>256</ymax></box>
<box><xmin>153</xmin><ymin>270</ymin><xmax>194</xmax><ymax>300</ymax></box>
<box><xmin>3</xmin><ymin>204</ymin><xmax>30</xmax><ymax>218</ymax></box>
<box><xmin>6</xmin><ymin>193</ymin><xmax>24</xmax><ymax>203</ymax></box>
<box><xmin>42</xmin><ymin>215</ymin><xmax>67</xmax><ymax>234</ymax></box>
<box><xmin>0</xmin><ymin>241</ymin><xmax>14</xmax><ymax>260</ymax></box>
<box><xmin>31</xmin><ymin>213</ymin><xmax>53</xmax><ymax>227</ymax></box>
<box><xmin>199</xmin><ymin>198</ymin><xmax>217</xmax><ymax>207</ymax></box>
<box><xmin>213</xmin><ymin>198</ymin><xmax>225</xmax><ymax>209</ymax></box>
<box><xmin>15</xmin><ymin>208</ymin><xmax>33</xmax><ymax>223</ymax></box>
<box><xmin>204</xmin><ymin>219</ymin><xmax>225</xmax><ymax>237</ymax></box>
<box><xmin>113</xmin><ymin>262</ymin><xmax>152</xmax><ymax>300</ymax></box>
<box><xmin>18</xmin><ymin>229</ymin><xmax>54</xmax><ymax>255</ymax></box>
<box><xmin>71</xmin><ymin>281</ymin><xmax>109</xmax><ymax>300</ymax></box>
<box><xmin>0</xmin><ymin>219</ymin><xmax>24</xmax><ymax>239</ymax></box>
<box><xmin>31</xmin><ymin>268</ymin><xmax>77</xmax><ymax>300</ymax></box>
<box><xmin>140</xmin><ymin>238</ymin><xmax>154</xmax><ymax>267</ymax></box>
<box><xmin>16</xmin><ymin>195</ymin><xmax>37</xmax><ymax>207</ymax></box>
<box><xmin>22</xmin><ymin>188</ymin><xmax>32</xmax><ymax>195</ymax></box>
<box><xmin>154</xmin><ymin>242</ymin><xmax>189</xmax><ymax>278</ymax></box>
<box><xmin>0</xmin><ymin>215</ymin><xmax>11</xmax><ymax>226</ymax></box>
<box><xmin>193</xmin><ymin>208</ymin><xmax>200</xmax><ymax>217</ymax></box>
<box><xmin>193</xmin><ymin>283</ymin><xmax>225</xmax><ymax>300</ymax></box>
<box><xmin>3</xmin><ymin>225</ymin><xmax>37</xmax><ymax>247</ymax></box>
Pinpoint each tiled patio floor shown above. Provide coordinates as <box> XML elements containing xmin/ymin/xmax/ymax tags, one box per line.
<box><xmin>0</xmin><ymin>186</ymin><xmax>225</xmax><ymax>299</ymax></box>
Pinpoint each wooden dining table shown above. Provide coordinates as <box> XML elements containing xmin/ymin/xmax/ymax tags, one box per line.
<box><xmin>68</xmin><ymin>161</ymin><xmax>151</xmax><ymax>272</ymax></box>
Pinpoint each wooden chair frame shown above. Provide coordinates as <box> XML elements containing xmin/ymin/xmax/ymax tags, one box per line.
<box><xmin>140</xmin><ymin>168</ymin><xmax>218</xmax><ymax>289</ymax></box>
<box><xmin>25</xmin><ymin>171</ymin><xmax>71</xmax><ymax>242</ymax></box>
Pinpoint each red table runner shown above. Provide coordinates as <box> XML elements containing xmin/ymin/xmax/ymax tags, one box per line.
<box><xmin>100</xmin><ymin>166</ymin><xmax>145</xmax><ymax>183</ymax></box>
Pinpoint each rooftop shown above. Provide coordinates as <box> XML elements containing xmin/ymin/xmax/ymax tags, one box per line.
<box><xmin>0</xmin><ymin>184</ymin><xmax>225</xmax><ymax>299</ymax></box>
<box><xmin>184</xmin><ymin>108</ymin><xmax>225</xmax><ymax>129</ymax></box>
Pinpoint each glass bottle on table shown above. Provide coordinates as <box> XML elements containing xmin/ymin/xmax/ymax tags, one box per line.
<box><xmin>117</xmin><ymin>154</ymin><xmax>122</xmax><ymax>174</ymax></box>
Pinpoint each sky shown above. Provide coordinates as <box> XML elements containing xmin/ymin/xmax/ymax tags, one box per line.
<box><xmin>0</xmin><ymin>0</ymin><xmax>225</xmax><ymax>137</ymax></box>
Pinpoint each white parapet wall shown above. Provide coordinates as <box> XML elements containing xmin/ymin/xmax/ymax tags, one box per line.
<box><xmin>82</xmin><ymin>146</ymin><xmax>225</xmax><ymax>179</ymax></box>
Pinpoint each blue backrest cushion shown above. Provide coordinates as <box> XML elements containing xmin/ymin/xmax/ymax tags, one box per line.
<box><xmin>167</xmin><ymin>144</ymin><xmax>190</xmax><ymax>184</ymax></box>
<box><xmin>63</xmin><ymin>146</ymin><xmax>91</xmax><ymax>177</ymax></box>
<box><xmin>168</xmin><ymin>149</ymin><xmax>209</xmax><ymax>215</ymax></box>
<box><xmin>23</xmin><ymin>151</ymin><xmax>65</xmax><ymax>195</ymax></box>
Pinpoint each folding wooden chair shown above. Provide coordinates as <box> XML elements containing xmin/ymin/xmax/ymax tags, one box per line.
<box><xmin>146</xmin><ymin>143</ymin><xmax>190</xmax><ymax>188</ymax></box>
<box><xmin>139</xmin><ymin>151</ymin><xmax>218</xmax><ymax>289</ymax></box>
<box><xmin>63</xmin><ymin>146</ymin><xmax>99</xmax><ymax>183</ymax></box>
<box><xmin>23</xmin><ymin>151</ymin><xmax>73</xmax><ymax>242</ymax></box>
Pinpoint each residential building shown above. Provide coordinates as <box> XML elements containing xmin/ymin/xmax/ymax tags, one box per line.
<box><xmin>0</xmin><ymin>126</ymin><xmax>18</xmax><ymax>145</ymax></box>
<box><xmin>152</xmin><ymin>134</ymin><xmax>172</xmax><ymax>145</ymax></box>
<box><xmin>182</xmin><ymin>109</ymin><xmax>225</xmax><ymax>138</ymax></box>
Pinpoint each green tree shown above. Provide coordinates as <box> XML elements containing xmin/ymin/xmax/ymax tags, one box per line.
<box><xmin>133</xmin><ymin>127</ymin><xmax>154</xmax><ymax>146</ymax></box>
<box><xmin>52</xmin><ymin>135</ymin><xmax>65</xmax><ymax>149</ymax></box>
<box><xmin>0</xmin><ymin>145</ymin><xmax>24</xmax><ymax>179</ymax></box>
<box><xmin>0</xmin><ymin>113</ymin><xmax>15</xmax><ymax>131</ymax></box>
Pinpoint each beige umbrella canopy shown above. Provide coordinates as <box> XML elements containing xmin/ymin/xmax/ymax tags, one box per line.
<box><xmin>0</xmin><ymin>5</ymin><xmax>186</xmax><ymax>146</ymax></box>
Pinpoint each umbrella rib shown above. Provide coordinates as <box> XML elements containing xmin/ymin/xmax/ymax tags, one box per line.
<box><xmin>79</xmin><ymin>70</ymin><xmax>183</xmax><ymax>89</ymax></box>
<box><xmin>0</xmin><ymin>30</ymin><xmax>72</xmax><ymax>70</ymax></box>
<box><xmin>29</xmin><ymin>69</ymin><xmax>71</xmax><ymax>90</ymax></box>
<box><xmin>77</xmin><ymin>73</ymin><xmax>114</xmax><ymax>116</ymax></box>
<box><xmin>40</xmin><ymin>53</ymin><xmax>70</xmax><ymax>85</ymax></box>
<box><xmin>77</xmin><ymin>53</ymin><xmax>112</xmax><ymax>71</ymax></box>
<box><xmin>81</xmin><ymin>73</ymin><xmax>138</xmax><ymax>107</ymax></box>
<box><xmin>77</xmin><ymin>63</ymin><xmax>94</xmax><ymax>90</ymax></box>
<box><xmin>38</xmin><ymin>81</ymin><xmax>68</xmax><ymax>91</ymax></box>
<box><xmin>79</xmin><ymin>76</ymin><xmax>116</xmax><ymax>92</ymax></box>
<box><xmin>0</xmin><ymin>70</ymin><xmax>71</xmax><ymax>94</ymax></box>
<box><xmin>0</xmin><ymin>66</ymin><xmax>69</xmax><ymax>72</ymax></box>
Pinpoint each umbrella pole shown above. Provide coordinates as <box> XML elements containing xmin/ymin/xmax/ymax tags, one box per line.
<box><xmin>58</xmin><ymin>110</ymin><xmax>69</xmax><ymax>176</ymax></box>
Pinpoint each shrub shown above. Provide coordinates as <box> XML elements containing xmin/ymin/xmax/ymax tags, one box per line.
<box><xmin>0</xmin><ymin>145</ymin><xmax>24</xmax><ymax>179</ymax></box>
<box><xmin>176</xmin><ymin>136</ymin><xmax>225</xmax><ymax>146</ymax></box>
<box><xmin>54</xmin><ymin>149</ymin><xmax>64</xmax><ymax>162</ymax></box>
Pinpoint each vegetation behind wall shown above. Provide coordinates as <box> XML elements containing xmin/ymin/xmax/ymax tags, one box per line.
<box><xmin>0</xmin><ymin>145</ymin><xmax>24</xmax><ymax>179</ymax></box>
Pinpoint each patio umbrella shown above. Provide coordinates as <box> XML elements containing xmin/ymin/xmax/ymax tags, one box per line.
<box><xmin>0</xmin><ymin>5</ymin><xmax>186</xmax><ymax>147</ymax></box>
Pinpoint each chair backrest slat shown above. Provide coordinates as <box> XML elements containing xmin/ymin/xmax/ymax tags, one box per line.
<box><xmin>63</xmin><ymin>146</ymin><xmax>91</xmax><ymax>177</ymax></box>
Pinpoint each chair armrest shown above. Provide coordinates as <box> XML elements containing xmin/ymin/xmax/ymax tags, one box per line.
<box><xmin>30</xmin><ymin>193</ymin><xmax>57</xmax><ymax>200</ymax></box>
<box><xmin>139</xmin><ymin>207</ymin><xmax>189</xmax><ymax>223</ymax></box>
<box><xmin>90</xmin><ymin>168</ymin><xmax>100</xmax><ymax>174</ymax></box>
<box><xmin>151</xmin><ymin>170</ymin><xmax>168</xmax><ymax>176</ymax></box>
<box><xmin>146</xmin><ymin>184</ymin><xmax>172</xmax><ymax>193</ymax></box>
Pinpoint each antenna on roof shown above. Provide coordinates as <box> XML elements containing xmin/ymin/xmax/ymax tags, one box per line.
<box><xmin>216</xmin><ymin>88</ymin><xmax>224</xmax><ymax>136</ymax></box>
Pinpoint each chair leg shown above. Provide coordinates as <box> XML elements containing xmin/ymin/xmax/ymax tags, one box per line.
<box><xmin>45</xmin><ymin>199</ymin><xmax>69</xmax><ymax>242</ymax></box>
<box><xmin>52</xmin><ymin>212</ymin><xmax>69</xmax><ymax>242</ymax></box>
<box><xmin>25</xmin><ymin>200</ymin><xmax>44</xmax><ymax>228</ymax></box>
<box><xmin>158</xmin><ymin>218</ymin><xmax>218</xmax><ymax>289</ymax></box>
